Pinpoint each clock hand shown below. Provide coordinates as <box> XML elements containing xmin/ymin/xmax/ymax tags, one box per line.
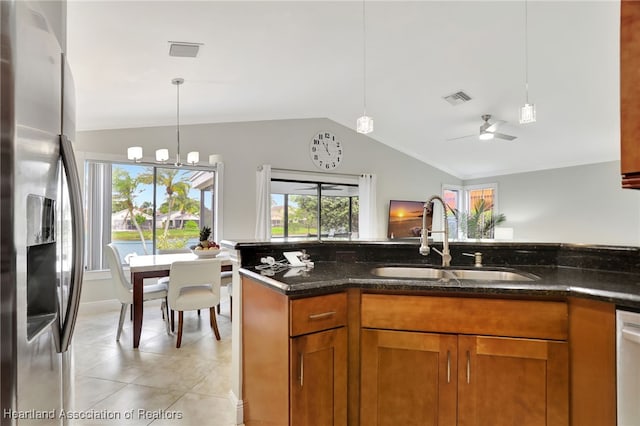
<box><xmin>323</xmin><ymin>142</ymin><xmax>331</xmax><ymax>155</ymax></box>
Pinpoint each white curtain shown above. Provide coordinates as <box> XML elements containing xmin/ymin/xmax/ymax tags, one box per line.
<box><xmin>255</xmin><ymin>164</ymin><xmax>272</xmax><ymax>241</ymax></box>
<box><xmin>358</xmin><ymin>173</ymin><xmax>377</xmax><ymax>239</ymax></box>
<box><xmin>213</xmin><ymin>162</ymin><xmax>224</xmax><ymax>242</ymax></box>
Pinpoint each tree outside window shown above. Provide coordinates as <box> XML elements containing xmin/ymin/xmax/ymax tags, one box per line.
<box><xmin>271</xmin><ymin>180</ymin><xmax>358</xmax><ymax>240</ymax></box>
<box><xmin>109</xmin><ymin>163</ymin><xmax>214</xmax><ymax>263</ymax></box>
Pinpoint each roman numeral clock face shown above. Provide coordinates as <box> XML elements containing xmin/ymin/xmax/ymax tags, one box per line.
<box><xmin>310</xmin><ymin>131</ymin><xmax>343</xmax><ymax>170</ymax></box>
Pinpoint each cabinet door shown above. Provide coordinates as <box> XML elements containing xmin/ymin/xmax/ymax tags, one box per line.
<box><xmin>621</xmin><ymin>0</ymin><xmax>640</xmax><ymax>187</ymax></box>
<box><xmin>290</xmin><ymin>327</ymin><xmax>347</xmax><ymax>426</ymax></box>
<box><xmin>360</xmin><ymin>329</ymin><xmax>457</xmax><ymax>426</ymax></box>
<box><xmin>457</xmin><ymin>335</ymin><xmax>568</xmax><ymax>426</ymax></box>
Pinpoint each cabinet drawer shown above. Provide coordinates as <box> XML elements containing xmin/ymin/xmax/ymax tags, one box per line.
<box><xmin>290</xmin><ymin>292</ymin><xmax>347</xmax><ymax>336</ymax></box>
<box><xmin>361</xmin><ymin>294</ymin><xmax>568</xmax><ymax>340</ymax></box>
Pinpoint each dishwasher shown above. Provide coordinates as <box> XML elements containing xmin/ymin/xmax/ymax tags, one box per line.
<box><xmin>617</xmin><ymin>309</ymin><xmax>640</xmax><ymax>425</ymax></box>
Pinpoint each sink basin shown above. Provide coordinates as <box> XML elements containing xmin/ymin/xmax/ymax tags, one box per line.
<box><xmin>372</xmin><ymin>266</ymin><xmax>446</xmax><ymax>279</ymax></box>
<box><xmin>371</xmin><ymin>266</ymin><xmax>539</xmax><ymax>282</ymax></box>
<box><xmin>445</xmin><ymin>269</ymin><xmax>539</xmax><ymax>281</ymax></box>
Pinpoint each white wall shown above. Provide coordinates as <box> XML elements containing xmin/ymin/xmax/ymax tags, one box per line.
<box><xmin>74</xmin><ymin>117</ymin><xmax>460</xmax><ymax>242</ymax></box>
<box><xmin>74</xmin><ymin>119</ymin><xmax>640</xmax><ymax>301</ymax></box>
<box><xmin>75</xmin><ymin>119</ymin><xmax>640</xmax><ymax>246</ymax></box>
<box><xmin>464</xmin><ymin>161</ymin><xmax>640</xmax><ymax>245</ymax></box>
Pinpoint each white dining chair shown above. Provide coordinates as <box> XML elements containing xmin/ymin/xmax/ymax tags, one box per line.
<box><xmin>105</xmin><ymin>243</ymin><xmax>170</xmax><ymax>341</ymax></box>
<box><xmin>217</xmin><ymin>271</ymin><xmax>233</xmax><ymax>320</ymax></box>
<box><xmin>167</xmin><ymin>259</ymin><xmax>222</xmax><ymax>348</ymax></box>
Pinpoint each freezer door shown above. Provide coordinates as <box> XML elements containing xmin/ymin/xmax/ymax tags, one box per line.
<box><xmin>11</xmin><ymin>0</ymin><xmax>65</xmax><ymax>421</ymax></box>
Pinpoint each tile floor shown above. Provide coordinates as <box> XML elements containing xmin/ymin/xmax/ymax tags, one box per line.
<box><xmin>69</xmin><ymin>291</ymin><xmax>235</xmax><ymax>426</ymax></box>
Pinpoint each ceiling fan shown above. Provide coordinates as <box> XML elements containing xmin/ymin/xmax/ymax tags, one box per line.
<box><xmin>447</xmin><ymin>114</ymin><xmax>517</xmax><ymax>142</ymax></box>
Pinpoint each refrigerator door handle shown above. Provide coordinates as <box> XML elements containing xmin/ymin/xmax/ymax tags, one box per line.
<box><xmin>622</xmin><ymin>325</ymin><xmax>640</xmax><ymax>345</ymax></box>
<box><xmin>56</xmin><ymin>134</ymin><xmax>84</xmax><ymax>353</ymax></box>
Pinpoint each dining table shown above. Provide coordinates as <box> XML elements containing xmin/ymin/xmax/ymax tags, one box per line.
<box><xmin>127</xmin><ymin>251</ymin><xmax>234</xmax><ymax>348</ymax></box>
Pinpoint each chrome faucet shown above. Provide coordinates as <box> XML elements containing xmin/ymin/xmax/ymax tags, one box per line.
<box><xmin>419</xmin><ymin>195</ymin><xmax>451</xmax><ymax>267</ymax></box>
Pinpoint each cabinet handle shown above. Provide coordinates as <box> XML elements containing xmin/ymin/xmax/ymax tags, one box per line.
<box><xmin>308</xmin><ymin>311</ymin><xmax>336</xmax><ymax>320</ymax></box>
<box><xmin>446</xmin><ymin>350</ymin><xmax>451</xmax><ymax>384</ymax></box>
<box><xmin>466</xmin><ymin>350</ymin><xmax>471</xmax><ymax>384</ymax></box>
<box><xmin>299</xmin><ymin>352</ymin><xmax>304</xmax><ymax>387</ymax></box>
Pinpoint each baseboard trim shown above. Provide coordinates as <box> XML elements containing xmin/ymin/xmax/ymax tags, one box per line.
<box><xmin>228</xmin><ymin>390</ymin><xmax>245</xmax><ymax>425</ymax></box>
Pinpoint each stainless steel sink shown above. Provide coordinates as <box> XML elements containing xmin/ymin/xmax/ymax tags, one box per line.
<box><xmin>371</xmin><ymin>266</ymin><xmax>539</xmax><ymax>282</ymax></box>
<box><xmin>372</xmin><ymin>266</ymin><xmax>447</xmax><ymax>279</ymax></box>
<box><xmin>445</xmin><ymin>269</ymin><xmax>538</xmax><ymax>281</ymax></box>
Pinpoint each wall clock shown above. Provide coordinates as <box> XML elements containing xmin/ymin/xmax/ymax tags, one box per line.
<box><xmin>310</xmin><ymin>131</ymin><xmax>343</xmax><ymax>170</ymax></box>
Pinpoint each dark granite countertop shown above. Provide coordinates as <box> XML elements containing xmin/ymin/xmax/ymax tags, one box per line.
<box><xmin>239</xmin><ymin>261</ymin><xmax>640</xmax><ymax>309</ymax></box>
<box><xmin>227</xmin><ymin>239</ymin><xmax>640</xmax><ymax>309</ymax></box>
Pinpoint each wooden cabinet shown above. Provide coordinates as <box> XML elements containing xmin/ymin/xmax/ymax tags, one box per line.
<box><xmin>242</xmin><ymin>277</ymin><xmax>347</xmax><ymax>426</ymax></box>
<box><xmin>621</xmin><ymin>0</ymin><xmax>640</xmax><ymax>188</ymax></box>
<box><xmin>290</xmin><ymin>327</ymin><xmax>347</xmax><ymax>426</ymax></box>
<box><xmin>457</xmin><ymin>335</ymin><xmax>568</xmax><ymax>426</ymax></box>
<box><xmin>360</xmin><ymin>294</ymin><xmax>569</xmax><ymax>426</ymax></box>
<box><xmin>242</xmin><ymin>276</ymin><xmax>615</xmax><ymax>426</ymax></box>
<box><xmin>361</xmin><ymin>329</ymin><xmax>457</xmax><ymax>426</ymax></box>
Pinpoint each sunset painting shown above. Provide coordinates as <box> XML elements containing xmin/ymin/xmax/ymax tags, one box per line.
<box><xmin>387</xmin><ymin>200</ymin><xmax>432</xmax><ymax>238</ymax></box>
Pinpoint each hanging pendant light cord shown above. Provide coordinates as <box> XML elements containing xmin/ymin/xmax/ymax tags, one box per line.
<box><xmin>362</xmin><ymin>0</ymin><xmax>367</xmax><ymax>115</ymax></box>
<box><xmin>173</xmin><ymin>78</ymin><xmax>183</xmax><ymax>166</ymax></box>
<box><xmin>524</xmin><ymin>0</ymin><xmax>529</xmax><ymax>104</ymax></box>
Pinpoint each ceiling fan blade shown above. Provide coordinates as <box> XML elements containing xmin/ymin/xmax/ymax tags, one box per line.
<box><xmin>445</xmin><ymin>134</ymin><xmax>475</xmax><ymax>142</ymax></box>
<box><xmin>485</xmin><ymin>120</ymin><xmax>506</xmax><ymax>133</ymax></box>
<box><xmin>492</xmin><ymin>132</ymin><xmax>517</xmax><ymax>141</ymax></box>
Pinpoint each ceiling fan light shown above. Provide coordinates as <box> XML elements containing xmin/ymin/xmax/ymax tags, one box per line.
<box><xmin>519</xmin><ymin>103</ymin><xmax>536</xmax><ymax>124</ymax></box>
<box><xmin>187</xmin><ymin>151</ymin><xmax>200</xmax><ymax>165</ymax></box>
<box><xmin>479</xmin><ymin>132</ymin><xmax>494</xmax><ymax>141</ymax></box>
<box><xmin>357</xmin><ymin>115</ymin><xmax>374</xmax><ymax>134</ymax></box>
<box><xmin>155</xmin><ymin>148</ymin><xmax>169</xmax><ymax>163</ymax></box>
<box><xmin>127</xmin><ymin>146</ymin><xmax>143</xmax><ymax>162</ymax></box>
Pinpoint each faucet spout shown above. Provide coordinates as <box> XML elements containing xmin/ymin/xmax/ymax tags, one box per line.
<box><xmin>420</xmin><ymin>195</ymin><xmax>451</xmax><ymax>267</ymax></box>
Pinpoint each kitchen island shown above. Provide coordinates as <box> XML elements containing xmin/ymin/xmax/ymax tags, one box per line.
<box><xmin>223</xmin><ymin>240</ymin><xmax>637</xmax><ymax>426</ymax></box>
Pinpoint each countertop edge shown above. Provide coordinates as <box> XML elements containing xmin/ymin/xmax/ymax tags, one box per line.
<box><xmin>239</xmin><ymin>266</ymin><xmax>640</xmax><ymax>309</ymax></box>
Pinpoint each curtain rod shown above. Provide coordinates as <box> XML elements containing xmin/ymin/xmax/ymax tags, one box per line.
<box><xmin>257</xmin><ymin>165</ymin><xmax>362</xmax><ymax>179</ymax></box>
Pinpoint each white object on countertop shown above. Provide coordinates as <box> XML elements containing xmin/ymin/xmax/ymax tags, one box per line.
<box><xmin>283</xmin><ymin>251</ymin><xmax>306</xmax><ymax>267</ymax></box>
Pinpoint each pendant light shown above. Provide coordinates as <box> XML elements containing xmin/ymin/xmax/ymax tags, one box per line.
<box><xmin>356</xmin><ymin>0</ymin><xmax>373</xmax><ymax>134</ymax></box>
<box><xmin>519</xmin><ymin>0</ymin><xmax>536</xmax><ymax>124</ymax></box>
<box><xmin>126</xmin><ymin>77</ymin><xmax>200</xmax><ymax>166</ymax></box>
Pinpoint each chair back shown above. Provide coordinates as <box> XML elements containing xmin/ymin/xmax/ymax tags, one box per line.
<box><xmin>105</xmin><ymin>243</ymin><xmax>133</xmax><ymax>303</ymax></box>
<box><xmin>168</xmin><ymin>259</ymin><xmax>222</xmax><ymax>307</ymax></box>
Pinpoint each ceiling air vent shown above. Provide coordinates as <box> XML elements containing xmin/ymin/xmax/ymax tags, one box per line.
<box><xmin>168</xmin><ymin>41</ymin><xmax>202</xmax><ymax>58</ymax></box>
<box><xmin>443</xmin><ymin>91</ymin><xmax>472</xmax><ymax>106</ymax></box>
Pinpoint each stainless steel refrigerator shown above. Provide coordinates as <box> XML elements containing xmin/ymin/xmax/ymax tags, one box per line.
<box><xmin>1</xmin><ymin>1</ymin><xmax>84</xmax><ymax>424</ymax></box>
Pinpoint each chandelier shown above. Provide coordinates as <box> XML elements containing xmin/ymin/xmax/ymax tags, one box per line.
<box><xmin>127</xmin><ymin>77</ymin><xmax>201</xmax><ymax>166</ymax></box>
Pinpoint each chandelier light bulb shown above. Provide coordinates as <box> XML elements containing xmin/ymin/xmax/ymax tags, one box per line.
<box><xmin>127</xmin><ymin>146</ymin><xmax>143</xmax><ymax>162</ymax></box>
<box><xmin>155</xmin><ymin>149</ymin><xmax>169</xmax><ymax>163</ymax></box>
<box><xmin>187</xmin><ymin>151</ymin><xmax>200</xmax><ymax>165</ymax></box>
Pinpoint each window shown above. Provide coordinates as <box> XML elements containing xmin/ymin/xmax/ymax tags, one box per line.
<box><xmin>271</xmin><ymin>179</ymin><xmax>359</xmax><ymax>240</ymax></box>
<box><xmin>85</xmin><ymin>160</ymin><xmax>218</xmax><ymax>270</ymax></box>
<box><xmin>443</xmin><ymin>183</ymin><xmax>501</xmax><ymax>239</ymax></box>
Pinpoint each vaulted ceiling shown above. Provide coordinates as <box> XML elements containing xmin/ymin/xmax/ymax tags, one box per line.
<box><xmin>67</xmin><ymin>0</ymin><xmax>620</xmax><ymax>179</ymax></box>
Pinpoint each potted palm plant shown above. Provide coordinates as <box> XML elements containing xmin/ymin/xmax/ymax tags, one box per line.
<box><xmin>454</xmin><ymin>199</ymin><xmax>506</xmax><ymax>240</ymax></box>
